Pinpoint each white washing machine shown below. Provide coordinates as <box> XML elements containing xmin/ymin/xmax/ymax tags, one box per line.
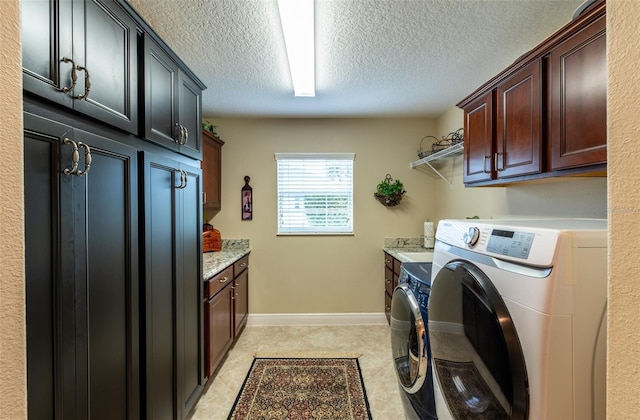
<box><xmin>428</xmin><ymin>219</ymin><xmax>607</xmax><ymax>419</ymax></box>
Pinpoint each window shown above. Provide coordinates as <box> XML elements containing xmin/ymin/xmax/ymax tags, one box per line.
<box><xmin>275</xmin><ymin>153</ymin><xmax>354</xmax><ymax>235</ymax></box>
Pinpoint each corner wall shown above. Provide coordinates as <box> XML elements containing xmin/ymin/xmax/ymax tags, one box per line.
<box><xmin>0</xmin><ymin>0</ymin><xmax>26</xmax><ymax>417</ymax></box>
<box><xmin>607</xmin><ymin>0</ymin><xmax>640</xmax><ymax>417</ymax></box>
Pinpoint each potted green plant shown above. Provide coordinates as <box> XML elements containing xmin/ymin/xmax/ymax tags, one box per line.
<box><xmin>374</xmin><ymin>174</ymin><xmax>405</xmax><ymax>207</ymax></box>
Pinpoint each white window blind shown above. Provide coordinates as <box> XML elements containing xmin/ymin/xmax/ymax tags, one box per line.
<box><xmin>275</xmin><ymin>153</ymin><xmax>354</xmax><ymax>234</ymax></box>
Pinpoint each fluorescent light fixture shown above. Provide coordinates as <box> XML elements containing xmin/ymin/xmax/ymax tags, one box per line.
<box><xmin>277</xmin><ymin>0</ymin><xmax>315</xmax><ymax>97</ymax></box>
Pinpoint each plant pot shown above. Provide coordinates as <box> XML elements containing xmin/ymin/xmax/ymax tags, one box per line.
<box><xmin>374</xmin><ymin>191</ymin><xmax>405</xmax><ymax>207</ymax></box>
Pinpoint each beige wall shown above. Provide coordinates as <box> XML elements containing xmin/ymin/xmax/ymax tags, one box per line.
<box><xmin>607</xmin><ymin>1</ymin><xmax>640</xmax><ymax>417</ymax></box>
<box><xmin>0</xmin><ymin>0</ymin><xmax>26</xmax><ymax>417</ymax></box>
<box><xmin>207</xmin><ymin>118</ymin><xmax>438</xmax><ymax>314</ymax></box>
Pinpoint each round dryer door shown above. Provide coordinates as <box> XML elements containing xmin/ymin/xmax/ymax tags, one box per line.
<box><xmin>390</xmin><ymin>284</ymin><xmax>428</xmax><ymax>394</ymax></box>
<box><xmin>428</xmin><ymin>261</ymin><xmax>529</xmax><ymax>420</ymax></box>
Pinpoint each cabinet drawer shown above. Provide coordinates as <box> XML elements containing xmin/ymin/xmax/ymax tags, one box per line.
<box><xmin>234</xmin><ymin>255</ymin><xmax>249</xmax><ymax>276</ymax></box>
<box><xmin>385</xmin><ymin>267</ymin><xmax>394</xmax><ymax>296</ymax></box>
<box><xmin>206</xmin><ymin>266</ymin><xmax>233</xmax><ymax>299</ymax></box>
<box><xmin>384</xmin><ymin>252</ymin><xmax>393</xmax><ymax>270</ymax></box>
<box><xmin>393</xmin><ymin>258</ymin><xmax>402</xmax><ymax>275</ymax></box>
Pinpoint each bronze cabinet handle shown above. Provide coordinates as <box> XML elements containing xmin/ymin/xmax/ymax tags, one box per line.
<box><xmin>61</xmin><ymin>57</ymin><xmax>78</xmax><ymax>94</ymax></box>
<box><xmin>175</xmin><ymin>169</ymin><xmax>188</xmax><ymax>189</ymax></box>
<box><xmin>182</xmin><ymin>126</ymin><xmax>188</xmax><ymax>145</ymax></box>
<box><xmin>63</xmin><ymin>138</ymin><xmax>79</xmax><ymax>175</ymax></box>
<box><xmin>174</xmin><ymin>123</ymin><xmax>184</xmax><ymax>144</ymax></box>
<box><xmin>61</xmin><ymin>58</ymin><xmax>91</xmax><ymax>100</ymax></box>
<box><xmin>76</xmin><ymin>142</ymin><xmax>92</xmax><ymax>176</ymax></box>
<box><xmin>74</xmin><ymin>65</ymin><xmax>91</xmax><ymax>100</ymax></box>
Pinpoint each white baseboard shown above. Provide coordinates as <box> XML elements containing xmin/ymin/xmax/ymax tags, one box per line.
<box><xmin>246</xmin><ymin>312</ymin><xmax>388</xmax><ymax>327</ymax></box>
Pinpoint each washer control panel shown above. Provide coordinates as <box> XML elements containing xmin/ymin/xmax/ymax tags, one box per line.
<box><xmin>486</xmin><ymin>229</ymin><xmax>535</xmax><ymax>259</ymax></box>
<box><xmin>436</xmin><ymin>219</ymin><xmax>561</xmax><ymax>267</ymax></box>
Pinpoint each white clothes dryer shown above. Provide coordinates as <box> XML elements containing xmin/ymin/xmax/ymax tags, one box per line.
<box><xmin>428</xmin><ymin>219</ymin><xmax>607</xmax><ymax>419</ymax></box>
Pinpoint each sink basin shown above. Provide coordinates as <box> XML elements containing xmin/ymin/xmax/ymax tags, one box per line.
<box><xmin>396</xmin><ymin>251</ymin><xmax>434</xmax><ymax>262</ymax></box>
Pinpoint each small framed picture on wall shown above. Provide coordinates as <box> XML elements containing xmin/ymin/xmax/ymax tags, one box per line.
<box><xmin>242</xmin><ymin>176</ymin><xmax>252</xmax><ymax>220</ymax></box>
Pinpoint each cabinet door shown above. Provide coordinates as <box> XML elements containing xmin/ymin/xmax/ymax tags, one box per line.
<box><xmin>463</xmin><ymin>92</ymin><xmax>494</xmax><ymax>184</ymax></box>
<box><xmin>140</xmin><ymin>153</ymin><xmax>177</xmax><ymax>419</ymax></box>
<box><xmin>143</xmin><ymin>36</ymin><xmax>180</xmax><ymax>151</ymax></box>
<box><xmin>178</xmin><ymin>164</ymin><xmax>204</xmax><ymax>416</ymax></box>
<box><xmin>495</xmin><ymin>60</ymin><xmax>542</xmax><ymax>178</ymax></box>
<box><xmin>233</xmin><ymin>269</ymin><xmax>249</xmax><ymax>337</ymax></box>
<box><xmin>205</xmin><ymin>284</ymin><xmax>234</xmax><ymax>378</ymax></box>
<box><xmin>72</xmin><ymin>0</ymin><xmax>139</xmax><ymax>133</ymax></box>
<box><xmin>24</xmin><ymin>112</ymin><xmax>139</xmax><ymax>420</ymax></box>
<box><xmin>74</xmin><ymin>127</ymin><xmax>140</xmax><ymax>420</ymax></box>
<box><xmin>22</xmin><ymin>0</ymin><xmax>73</xmax><ymax>108</ymax></box>
<box><xmin>24</xmin><ymin>114</ymin><xmax>74</xmax><ymax>420</ymax></box>
<box><xmin>140</xmin><ymin>153</ymin><xmax>203</xmax><ymax>420</ymax></box>
<box><xmin>178</xmin><ymin>71</ymin><xmax>203</xmax><ymax>160</ymax></box>
<box><xmin>22</xmin><ymin>0</ymin><xmax>138</xmax><ymax>134</ymax></box>
<box><xmin>550</xmin><ymin>15</ymin><xmax>607</xmax><ymax>170</ymax></box>
<box><xmin>202</xmin><ymin>130</ymin><xmax>223</xmax><ymax>210</ymax></box>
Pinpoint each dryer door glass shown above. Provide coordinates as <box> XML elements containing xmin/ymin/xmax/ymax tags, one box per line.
<box><xmin>428</xmin><ymin>261</ymin><xmax>528</xmax><ymax>420</ymax></box>
<box><xmin>390</xmin><ymin>285</ymin><xmax>427</xmax><ymax>394</ymax></box>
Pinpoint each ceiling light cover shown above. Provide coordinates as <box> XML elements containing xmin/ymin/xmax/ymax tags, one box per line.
<box><xmin>277</xmin><ymin>0</ymin><xmax>315</xmax><ymax>97</ymax></box>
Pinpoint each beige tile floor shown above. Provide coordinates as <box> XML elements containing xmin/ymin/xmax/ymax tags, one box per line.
<box><xmin>191</xmin><ymin>324</ymin><xmax>406</xmax><ymax>420</ymax></box>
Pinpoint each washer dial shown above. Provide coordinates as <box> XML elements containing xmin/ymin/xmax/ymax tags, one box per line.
<box><xmin>463</xmin><ymin>226</ymin><xmax>480</xmax><ymax>246</ymax></box>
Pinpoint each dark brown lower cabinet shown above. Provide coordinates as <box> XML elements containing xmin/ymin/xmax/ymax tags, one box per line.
<box><xmin>205</xmin><ymin>254</ymin><xmax>250</xmax><ymax>379</ymax></box>
<box><xmin>24</xmin><ymin>111</ymin><xmax>140</xmax><ymax>419</ymax></box>
<box><xmin>205</xmin><ymin>282</ymin><xmax>235</xmax><ymax>378</ymax></box>
<box><xmin>234</xmin><ymin>267</ymin><xmax>249</xmax><ymax>337</ymax></box>
<box><xmin>384</xmin><ymin>252</ymin><xmax>401</xmax><ymax>324</ymax></box>
<box><xmin>139</xmin><ymin>152</ymin><xmax>203</xmax><ymax>419</ymax></box>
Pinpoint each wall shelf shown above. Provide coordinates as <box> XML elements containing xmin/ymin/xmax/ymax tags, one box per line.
<box><xmin>410</xmin><ymin>142</ymin><xmax>464</xmax><ymax>186</ymax></box>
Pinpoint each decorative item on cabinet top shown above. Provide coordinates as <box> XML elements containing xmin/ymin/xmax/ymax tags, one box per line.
<box><xmin>374</xmin><ymin>174</ymin><xmax>405</xmax><ymax>207</ymax></box>
<box><xmin>202</xmin><ymin>120</ymin><xmax>218</xmax><ymax>135</ymax></box>
<box><xmin>417</xmin><ymin>128</ymin><xmax>464</xmax><ymax>159</ymax></box>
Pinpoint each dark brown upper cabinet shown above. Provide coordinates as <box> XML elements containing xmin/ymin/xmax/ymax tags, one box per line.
<box><xmin>202</xmin><ymin>130</ymin><xmax>224</xmax><ymax>211</ymax></box>
<box><xmin>458</xmin><ymin>0</ymin><xmax>606</xmax><ymax>186</ymax></box>
<box><xmin>22</xmin><ymin>0</ymin><xmax>139</xmax><ymax>134</ymax></box>
<box><xmin>463</xmin><ymin>92</ymin><xmax>494</xmax><ymax>184</ymax></box>
<box><xmin>495</xmin><ymin>59</ymin><xmax>542</xmax><ymax>179</ymax></box>
<box><xmin>549</xmin><ymin>14</ymin><xmax>607</xmax><ymax>170</ymax></box>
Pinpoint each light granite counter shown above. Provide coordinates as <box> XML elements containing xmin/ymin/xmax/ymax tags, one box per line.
<box><xmin>383</xmin><ymin>237</ymin><xmax>432</xmax><ymax>262</ymax></box>
<box><xmin>203</xmin><ymin>239</ymin><xmax>250</xmax><ymax>280</ymax></box>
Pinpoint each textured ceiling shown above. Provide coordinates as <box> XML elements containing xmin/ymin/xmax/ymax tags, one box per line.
<box><xmin>127</xmin><ymin>0</ymin><xmax>585</xmax><ymax>118</ymax></box>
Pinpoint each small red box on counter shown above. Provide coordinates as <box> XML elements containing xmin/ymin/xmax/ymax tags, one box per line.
<box><xmin>203</xmin><ymin>224</ymin><xmax>221</xmax><ymax>252</ymax></box>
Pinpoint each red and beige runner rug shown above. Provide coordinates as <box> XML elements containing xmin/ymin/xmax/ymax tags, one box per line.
<box><xmin>228</xmin><ymin>354</ymin><xmax>371</xmax><ymax>420</ymax></box>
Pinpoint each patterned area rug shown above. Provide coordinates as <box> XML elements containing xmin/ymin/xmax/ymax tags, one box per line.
<box><xmin>228</xmin><ymin>357</ymin><xmax>372</xmax><ymax>420</ymax></box>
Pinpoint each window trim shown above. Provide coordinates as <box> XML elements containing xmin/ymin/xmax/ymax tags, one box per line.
<box><xmin>275</xmin><ymin>152</ymin><xmax>355</xmax><ymax>236</ymax></box>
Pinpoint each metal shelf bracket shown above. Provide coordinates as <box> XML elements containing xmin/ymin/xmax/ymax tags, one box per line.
<box><xmin>409</xmin><ymin>142</ymin><xmax>464</xmax><ymax>187</ymax></box>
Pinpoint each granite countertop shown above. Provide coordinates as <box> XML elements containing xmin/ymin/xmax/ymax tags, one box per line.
<box><xmin>203</xmin><ymin>239</ymin><xmax>250</xmax><ymax>280</ymax></box>
<box><xmin>383</xmin><ymin>237</ymin><xmax>432</xmax><ymax>263</ymax></box>
<box><xmin>384</xmin><ymin>247</ymin><xmax>432</xmax><ymax>262</ymax></box>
